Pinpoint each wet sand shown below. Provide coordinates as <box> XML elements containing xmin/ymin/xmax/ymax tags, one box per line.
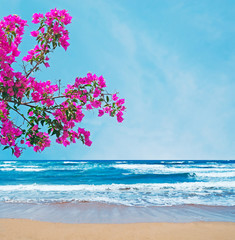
<box><xmin>0</xmin><ymin>202</ymin><xmax>235</xmax><ymax>223</ymax></box>
<box><xmin>0</xmin><ymin>219</ymin><xmax>235</xmax><ymax>240</ymax></box>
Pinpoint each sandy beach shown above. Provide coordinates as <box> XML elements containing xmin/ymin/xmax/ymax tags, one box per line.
<box><xmin>0</xmin><ymin>219</ymin><xmax>235</xmax><ymax>240</ymax></box>
<box><xmin>0</xmin><ymin>161</ymin><xmax>234</xmax><ymax>239</ymax></box>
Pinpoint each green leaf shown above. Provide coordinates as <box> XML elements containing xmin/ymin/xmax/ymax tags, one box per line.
<box><xmin>56</xmin><ymin>131</ymin><xmax>60</xmax><ymax>138</ymax></box>
<box><xmin>110</xmin><ymin>111</ymin><xmax>115</xmax><ymax>117</ymax></box>
<box><xmin>2</xmin><ymin>91</ymin><xmax>8</xmax><ymax>98</ymax></box>
<box><xmin>106</xmin><ymin>96</ymin><xmax>109</xmax><ymax>102</ymax></box>
<box><xmin>0</xmin><ymin>110</ymin><xmax>4</xmax><ymax>119</ymax></box>
<box><xmin>52</xmin><ymin>42</ymin><xmax>57</xmax><ymax>49</ymax></box>
<box><xmin>52</xmin><ymin>129</ymin><xmax>57</xmax><ymax>136</ymax></box>
<box><xmin>65</xmin><ymin>110</ymin><xmax>69</xmax><ymax>119</ymax></box>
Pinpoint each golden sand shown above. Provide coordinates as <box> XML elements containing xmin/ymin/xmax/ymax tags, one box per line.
<box><xmin>0</xmin><ymin>219</ymin><xmax>235</xmax><ymax>240</ymax></box>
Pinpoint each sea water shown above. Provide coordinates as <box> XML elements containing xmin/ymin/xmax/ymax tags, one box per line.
<box><xmin>0</xmin><ymin>160</ymin><xmax>234</xmax><ymax>207</ymax></box>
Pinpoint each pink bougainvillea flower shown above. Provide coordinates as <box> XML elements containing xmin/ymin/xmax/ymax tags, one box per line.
<box><xmin>86</xmin><ymin>104</ymin><xmax>92</xmax><ymax>110</ymax></box>
<box><xmin>32</xmin><ymin>125</ymin><xmax>38</xmax><ymax>131</ymax></box>
<box><xmin>112</xmin><ymin>94</ymin><xmax>119</xmax><ymax>101</ymax></box>
<box><xmin>117</xmin><ymin>111</ymin><xmax>124</xmax><ymax>123</ymax></box>
<box><xmin>116</xmin><ymin>98</ymin><xmax>125</xmax><ymax>106</ymax></box>
<box><xmin>93</xmin><ymin>87</ymin><xmax>101</xmax><ymax>98</ymax></box>
<box><xmin>98</xmin><ymin>109</ymin><xmax>104</xmax><ymax>117</ymax></box>
<box><xmin>44</xmin><ymin>62</ymin><xmax>50</xmax><ymax>68</ymax></box>
<box><xmin>30</xmin><ymin>30</ymin><xmax>39</xmax><ymax>37</ymax></box>
<box><xmin>14</xmin><ymin>146</ymin><xmax>21</xmax><ymax>158</ymax></box>
<box><xmin>32</xmin><ymin>13</ymin><xmax>44</xmax><ymax>24</ymax></box>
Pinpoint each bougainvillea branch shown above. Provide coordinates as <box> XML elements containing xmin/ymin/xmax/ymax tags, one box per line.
<box><xmin>0</xmin><ymin>9</ymin><xmax>126</xmax><ymax>157</ymax></box>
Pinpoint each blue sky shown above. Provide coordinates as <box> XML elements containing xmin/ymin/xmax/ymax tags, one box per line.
<box><xmin>0</xmin><ymin>0</ymin><xmax>234</xmax><ymax>160</ymax></box>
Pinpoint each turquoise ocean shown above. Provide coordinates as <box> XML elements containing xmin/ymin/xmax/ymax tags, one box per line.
<box><xmin>0</xmin><ymin>160</ymin><xmax>234</xmax><ymax>207</ymax></box>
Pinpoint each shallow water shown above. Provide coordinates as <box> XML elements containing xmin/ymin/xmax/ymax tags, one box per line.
<box><xmin>0</xmin><ymin>202</ymin><xmax>234</xmax><ymax>223</ymax></box>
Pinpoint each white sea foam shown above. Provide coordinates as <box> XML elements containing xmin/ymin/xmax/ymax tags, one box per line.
<box><xmin>196</xmin><ymin>172</ymin><xmax>235</xmax><ymax>178</ymax></box>
<box><xmin>114</xmin><ymin>164</ymin><xmax>166</xmax><ymax>173</ymax></box>
<box><xmin>113</xmin><ymin>164</ymin><xmax>233</xmax><ymax>176</ymax></box>
<box><xmin>0</xmin><ymin>164</ymin><xmax>11</xmax><ymax>167</ymax></box>
<box><xmin>165</xmin><ymin>161</ymin><xmax>185</xmax><ymax>164</ymax></box>
<box><xmin>0</xmin><ymin>168</ymin><xmax>45</xmax><ymax>172</ymax></box>
<box><xmin>0</xmin><ymin>182</ymin><xmax>234</xmax><ymax>206</ymax></box>
<box><xmin>0</xmin><ymin>181</ymin><xmax>234</xmax><ymax>192</ymax></box>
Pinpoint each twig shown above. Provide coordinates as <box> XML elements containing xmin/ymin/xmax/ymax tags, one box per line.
<box><xmin>7</xmin><ymin>105</ymin><xmax>31</xmax><ymax>125</ymax></box>
<box><xmin>25</xmin><ymin>33</ymin><xmax>51</xmax><ymax>78</ymax></box>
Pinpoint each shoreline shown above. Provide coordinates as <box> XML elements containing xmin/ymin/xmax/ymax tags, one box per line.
<box><xmin>0</xmin><ymin>219</ymin><xmax>235</xmax><ymax>240</ymax></box>
<box><xmin>0</xmin><ymin>202</ymin><xmax>234</xmax><ymax>223</ymax></box>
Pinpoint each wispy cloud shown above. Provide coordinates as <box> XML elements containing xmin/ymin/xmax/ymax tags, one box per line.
<box><xmin>75</xmin><ymin>0</ymin><xmax>235</xmax><ymax>160</ymax></box>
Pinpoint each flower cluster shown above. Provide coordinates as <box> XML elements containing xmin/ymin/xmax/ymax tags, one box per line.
<box><xmin>0</xmin><ymin>14</ymin><xmax>27</xmax><ymax>65</ymax></box>
<box><xmin>25</xmin><ymin>130</ymin><xmax>51</xmax><ymax>152</ymax></box>
<box><xmin>64</xmin><ymin>73</ymin><xmax>126</xmax><ymax>122</ymax></box>
<box><xmin>23</xmin><ymin>8</ymin><xmax>72</xmax><ymax>67</ymax></box>
<box><xmin>0</xmin><ymin>9</ymin><xmax>125</xmax><ymax>158</ymax></box>
<box><xmin>0</xmin><ymin>101</ymin><xmax>22</xmax><ymax>157</ymax></box>
<box><xmin>0</xmin><ymin>14</ymin><xmax>28</xmax><ymax>102</ymax></box>
<box><xmin>30</xmin><ymin>79</ymin><xmax>58</xmax><ymax>106</ymax></box>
